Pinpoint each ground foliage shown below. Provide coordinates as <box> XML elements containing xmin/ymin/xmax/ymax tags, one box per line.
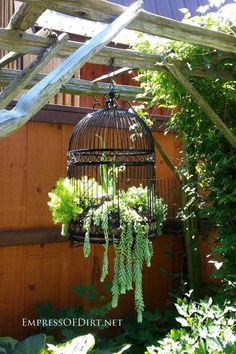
<box><xmin>37</xmin><ymin>283</ymin><xmax>177</xmax><ymax>354</ymax></box>
<box><xmin>148</xmin><ymin>295</ymin><xmax>236</xmax><ymax>354</ymax></box>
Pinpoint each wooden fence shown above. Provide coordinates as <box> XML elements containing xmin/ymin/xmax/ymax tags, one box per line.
<box><xmin>0</xmin><ymin>108</ymin><xmax>183</xmax><ymax>339</ymax></box>
<box><xmin>0</xmin><ymin>1</ymin><xmax>184</xmax><ymax>339</ymax></box>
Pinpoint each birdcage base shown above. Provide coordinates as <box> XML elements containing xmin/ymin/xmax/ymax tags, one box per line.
<box><xmin>67</xmin><ymin>212</ymin><xmax>157</xmax><ymax>246</ymax></box>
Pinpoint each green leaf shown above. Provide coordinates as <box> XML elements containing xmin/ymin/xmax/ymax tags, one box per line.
<box><xmin>12</xmin><ymin>334</ymin><xmax>46</xmax><ymax>354</ymax></box>
<box><xmin>0</xmin><ymin>337</ymin><xmax>19</xmax><ymax>354</ymax></box>
<box><xmin>48</xmin><ymin>334</ymin><xmax>95</xmax><ymax>353</ymax></box>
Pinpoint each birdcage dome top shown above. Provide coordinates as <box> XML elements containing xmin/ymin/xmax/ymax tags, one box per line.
<box><xmin>68</xmin><ymin>107</ymin><xmax>154</xmax><ymax>152</ymax></box>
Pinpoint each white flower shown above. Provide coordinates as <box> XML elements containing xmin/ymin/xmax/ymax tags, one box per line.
<box><xmin>209</xmin><ymin>0</ymin><xmax>225</xmax><ymax>8</ymax></box>
<box><xmin>197</xmin><ymin>5</ymin><xmax>210</xmax><ymax>13</ymax></box>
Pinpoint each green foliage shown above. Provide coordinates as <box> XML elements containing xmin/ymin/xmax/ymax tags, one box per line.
<box><xmin>37</xmin><ymin>284</ymin><xmax>113</xmax><ymax>341</ymax></box>
<box><xmin>37</xmin><ymin>283</ymin><xmax>176</xmax><ymax>354</ymax></box>
<box><xmin>97</xmin><ymin>310</ymin><xmax>176</xmax><ymax>354</ymax></box>
<box><xmin>0</xmin><ymin>335</ymin><xmax>46</xmax><ymax>354</ymax></box>
<box><xmin>0</xmin><ymin>337</ymin><xmax>18</xmax><ymax>353</ymax></box>
<box><xmin>0</xmin><ymin>333</ymin><xmax>134</xmax><ymax>354</ymax></box>
<box><xmin>133</xmin><ymin>4</ymin><xmax>236</xmax><ymax>291</ymax></box>
<box><xmin>12</xmin><ymin>334</ymin><xmax>46</xmax><ymax>354</ymax></box>
<box><xmin>49</xmin><ymin>177</ymin><xmax>167</xmax><ymax>322</ymax></box>
<box><xmin>47</xmin><ymin>333</ymin><xmax>95</xmax><ymax>353</ymax></box>
<box><xmin>81</xmin><ymin>188</ymin><xmax>166</xmax><ymax>322</ymax></box>
<box><xmin>48</xmin><ymin>177</ymin><xmax>103</xmax><ymax>236</ymax></box>
<box><xmin>147</xmin><ymin>297</ymin><xmax>236</xmax><ymax>354</ymax></box>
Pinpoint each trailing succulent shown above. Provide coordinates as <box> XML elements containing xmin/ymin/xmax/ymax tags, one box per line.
<box><xmin>48</xmin><ymin>177</ymin><xmax>167</xmax><ymax>322</ymax></box>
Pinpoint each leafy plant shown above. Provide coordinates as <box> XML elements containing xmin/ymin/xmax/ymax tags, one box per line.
<box><xmin>37</xmin><ymin>283</ymin><xmax>176</xmax><ymax>354</ymax></box>
<box><xmin>133</xmin><ymin>0</ymin><xmax>236</xmax><ymax>293</ymax></box>
<box><xmin>95</xmin><ymin>310</ymin><xmax>176</xmax><ymax>354</ymax></box>
<box><xmin>49</xmin><ymin>179</ymin><xmax>167</xmax><ymax>322</ymax></box>
<box><xmin>0</xmin><ymin>333</ymin><xmax>95</xmax><ymax>354</ymax></box>
<box><xmin>48</xmin><ymin>177</ymin><xmax>103</xmax><ymax>236</ymax></box>
<box><xmin>147</xmin><ymin>296</ymin><xmax>236</xmax><ymax>354</ymax></box>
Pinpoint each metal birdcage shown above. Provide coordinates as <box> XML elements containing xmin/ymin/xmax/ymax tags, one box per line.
<box><xmin>67</xmin><ymin>88</ymin><xmax>156</xmax><ymax>245</ymax></box>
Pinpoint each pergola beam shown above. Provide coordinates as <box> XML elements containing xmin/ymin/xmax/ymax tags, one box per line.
<box><xmin>0</xmin><ymin>68</ymin><xmax>150</xmax><ymax>101</ymax></box>
<box><xmin>0</xmin><ymin>33</ymin><xmax>69</xmax><ymax>109</ymax></box>
<box><xmin>0</xmin><ymin>28</ymin><xmax>57</xmax><ymax>69</ymax></box>
<box><xmin>0</xmin><ymin>29</ymin><xmax>234</xmax><ymax>80</ymax></box>
<box><xmin>166</xmin><ymin>64</ymin><xmax>236</xmax><ymax>149</ymax></box>
<box><xmin>0</xmin><ymin>0</ymin><xmax>142</xmax><ymax>138</ymax></box>
<box><xmin>7</xmin><ymin>2</ymin><xmax>46</xmax><ymax>31</ymax></box>
<box><xmin>20</xmin><ymin>0</ymin><xmax>236</xmax><ymax>54</ymax></box>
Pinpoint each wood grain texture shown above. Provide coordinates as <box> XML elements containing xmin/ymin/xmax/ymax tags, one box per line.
<box><xmin>0</xmin><ymin>33</ymin><xmax>68</xmax><ymax>109</ymax></box>
<box><xmin>0</xmin><ymin>246</ymin><xmax>25</xmax><ymax>338</ymax></box>
<box><xmin>7</xmin><ymin>2</ymin><xmax>46</xmax><ymax>31</ymax></box>
<box><xmin>26</xmin><ymin>123</ymin><xmax>63</xmax><ymax>228</ymax></box>
<box><xmin>21</xmin><ymin>0</ymin><xmax>236</xmax><ymax>53</ymax></box>
<box><xmin>0</xmin><ymin>125</ymin><xmax>27</xmax><ymax>229</ymax></box>
<box><xmin>0</xmin><ymin>28</ymin><xmax>57</xmax><ymax>69</ymax></box>
<box><xmin>24</xmin><ymin>243</ymin><xmax>62</xmax><ymax>326</ymax></box>
<box><xmin>0</xmin><ymin>68</ymin><xmax>150</xmax><ymax>101</ymax></box>
<box><xmin>0</xmin><ymin>29</ymin><xmax>234</xmax><ymax>80</ymax></box>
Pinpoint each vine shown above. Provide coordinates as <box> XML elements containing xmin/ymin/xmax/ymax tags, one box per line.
<box><xmin>133</xmin><ymin>1</ymin><xmax>236</xmax><ymax>292</ymax></box>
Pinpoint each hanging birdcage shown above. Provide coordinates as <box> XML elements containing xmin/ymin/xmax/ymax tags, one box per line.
<box><xmin>67</xmin><ymin>88</ymin><xmax>157</xmax><ymax>245</ymax></box>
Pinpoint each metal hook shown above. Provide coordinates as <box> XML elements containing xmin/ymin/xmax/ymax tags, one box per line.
<box><xmin>92</xmin><ymin>96</ymin><xmax>102</xmax><ymax>110</ymax></box>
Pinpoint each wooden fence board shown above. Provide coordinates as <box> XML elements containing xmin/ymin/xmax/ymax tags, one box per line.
<box><xmin>0</xmin><ymin>126</ymin><xmax>27</xmax><ymax>229</ymax></box>
<box><xmin>0</xmin><ymin>246</ymin><xmax>25</xmax><ymax>338</ymax></box>
<box><xmin>26</xmin><ymin>123</ymin><xmax>63</xmax><ymax>227</ymax></box>
<box><xmin>23</xmin><ymin>244</ymin><xmax>62</xmax><ymax>336</ymax></box>
<box><xmin>60</xmin><ymin>243</ymin><xmax>94</xmax><ymax>310</ymax></box>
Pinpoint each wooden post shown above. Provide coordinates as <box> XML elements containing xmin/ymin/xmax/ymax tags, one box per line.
<box><xmin>166</xmin><ymin>64</ymin><xmax>236</xmax><ymax>149</ymax></box>
<box><xmin>0</xmin><ymin>0</ymin><xmax>143</xmax><ymax>138</ymax></box>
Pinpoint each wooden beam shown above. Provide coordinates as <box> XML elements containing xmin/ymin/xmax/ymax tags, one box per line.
<box><xmin>0</xmin><ymin>51</ymin><xmax>21</xmax><ymax>69</ymax></box>
<box><xmin>0</xmin><ymin>69</ymin><xmax>151</xmax><ymax>101</ymax></box>
<box><xmin>0</xmin><ymin>228</ymin><xmax>66</xmax><ymax>246</ymax></box>
<box><xmin>21</xmin><ymin>0</ymin><xmax>236</xmax><ymax>54</ymax></box>
<box><xmin>0</xmin><ymin>1</ymin><xmax>142</xmax><ymax>138</ymax></box>
<box><xmin>0</xmin><ymin>28</ymin><xmax>57</xmax><ymax>69</ymax></box>
<box><xmin>0</xmin><ymin>29</ymin><xmax>234</xmax><ymax>80</ymax></box>
<box><xmin>0</xmin><ymin>220</ymin><xmax>214</xmax><ymax>246</ymax></box>
<box><xmin>0</xmin><ymin>33</ymin><xmax>69</xmax><ymax>109</ymax></box>
<box><xmin>7</xmin><ymin>2</ymin><xmax>46</xmax><ymax>31</ymax></box>
<box><xmin>166</xmin><ymin>64</ymin><xmax>236</xmax><ymax>149</ymax></box>
<box><xmin>0</xmin><ymin>27</ymin><xmax>162</xmax><ymax>69</ymax></box>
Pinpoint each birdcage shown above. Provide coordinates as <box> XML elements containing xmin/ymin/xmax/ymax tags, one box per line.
<box><xmin>67</xmin><ymin>88</ymin><xmax>156</xmax><ymax>245</ymax></box>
